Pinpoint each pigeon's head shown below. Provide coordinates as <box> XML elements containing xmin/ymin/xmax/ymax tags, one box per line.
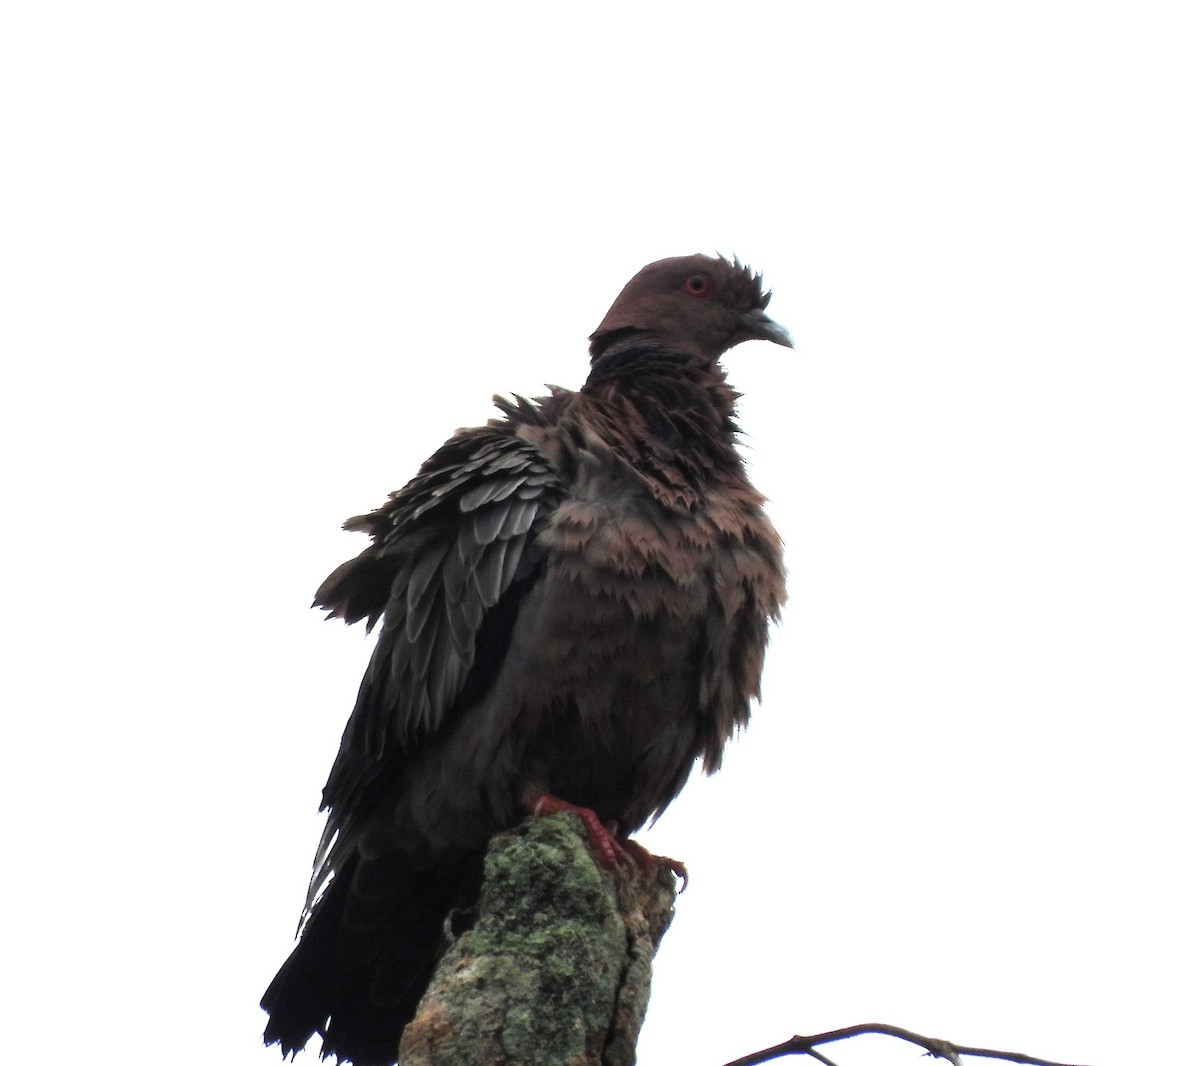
<box><xmin>589</xmin><ymin>254</ymin><xmax>792</xmax><ymax>364</ymax></box>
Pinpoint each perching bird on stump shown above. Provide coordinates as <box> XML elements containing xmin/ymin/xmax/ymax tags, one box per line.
<box><xmin>262</xmin><ymin>254</ymin><xmax>790</xmax><ymax>1066</ymax></box>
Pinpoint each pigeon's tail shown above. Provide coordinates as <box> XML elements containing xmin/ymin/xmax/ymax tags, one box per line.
<box><xmin>261</xmin><ymin>850</ymin><xmax>482</xmax><ymax>1066</ymax></box>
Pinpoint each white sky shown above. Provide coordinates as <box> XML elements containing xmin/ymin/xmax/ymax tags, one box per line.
<box><xmin>3</xmin><ymin>4</ymin><xmax>1197</xmax><ymax>1065</ymax></box>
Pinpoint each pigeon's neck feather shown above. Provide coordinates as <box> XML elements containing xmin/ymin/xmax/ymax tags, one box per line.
<box><xmin>572</xmin><ymin>343</ymin><xmax>745</xmax><ymax>510</ymax></box>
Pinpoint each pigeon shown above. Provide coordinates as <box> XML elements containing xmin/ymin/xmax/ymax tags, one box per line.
<box><xmin>262</xmin><ymin>254</ymin><xmax>790</xmax><ymax>1065</ymax></box>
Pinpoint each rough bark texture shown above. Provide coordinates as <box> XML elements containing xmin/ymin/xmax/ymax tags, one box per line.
<box><xmin>396</xmin><ymin>813</ymin><xmax>678</xmax><ymax>1066</ymax></box>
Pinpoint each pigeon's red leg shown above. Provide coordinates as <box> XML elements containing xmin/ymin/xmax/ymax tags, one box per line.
<box><xmin>524</xmin><ymin>792</ymin><xmax>625</xmax><ymax>868</ymax></box>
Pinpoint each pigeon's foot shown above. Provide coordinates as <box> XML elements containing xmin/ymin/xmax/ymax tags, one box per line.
<box><xmin>525</xmin><ymin>791</ymin><xmax>625</xmax><ymax>867</ymax></box>
<box><xmin>523</xmin><ymin>790</ymin><xmax>688</xmax><ymax>887</ymax></box>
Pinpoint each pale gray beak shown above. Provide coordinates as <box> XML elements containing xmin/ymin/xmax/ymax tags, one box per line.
<box><xmin>738</xmin><ymin>308</ymin><xmax>794</xmax><ymax>349</ymax></box>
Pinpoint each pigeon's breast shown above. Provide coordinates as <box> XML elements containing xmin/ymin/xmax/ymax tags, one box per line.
<box><xmin>474</xmin><ymin>446</ymin><xmax>782</xmax><ymax>830</ymax></box>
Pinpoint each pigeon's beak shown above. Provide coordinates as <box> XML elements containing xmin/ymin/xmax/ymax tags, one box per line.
<box><xmin>738</xmin><ymin>308</ymin><xmax>794</xmax><ymax>349</ymax></box>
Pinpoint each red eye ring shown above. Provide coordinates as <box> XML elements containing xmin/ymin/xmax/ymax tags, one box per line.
<box><xmin>683</xmin><ymin>273</ymin><xmax>713</xmax><ymax>297</ymax></box>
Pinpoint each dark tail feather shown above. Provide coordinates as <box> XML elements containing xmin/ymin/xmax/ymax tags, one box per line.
<box><xmin>261</xmin><ymin>850</ymin><xmax>484</xmax><ymax>1066</ymax></box>
<box><xmin>261</xmin><ymin>859</ymin><xmax>351</xmax><ymax>1061</ymax></box>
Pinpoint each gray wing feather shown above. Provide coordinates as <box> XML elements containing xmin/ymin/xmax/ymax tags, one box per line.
<box><xmin>316</xmin><ymin>425</ymin><xmax>564</xmax><ymax>829</ymax></box>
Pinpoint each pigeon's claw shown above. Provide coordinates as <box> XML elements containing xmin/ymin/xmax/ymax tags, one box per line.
<box><xmin>618</xmin><ymin>838</ymin><xmax>689</xmax><ymax>891</ymax></box>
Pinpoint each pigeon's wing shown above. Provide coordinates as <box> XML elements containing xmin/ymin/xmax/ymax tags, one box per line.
<box><xmin>307</xmin><ymin>422</ymin><xmax>564</xmax><ymax>888</ymax></box>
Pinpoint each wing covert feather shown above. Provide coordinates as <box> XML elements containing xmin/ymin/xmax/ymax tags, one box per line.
<box><xmin>317</xmin><ymin>426</ymin><xmax>564</xmax><ymax>820</ymax></box>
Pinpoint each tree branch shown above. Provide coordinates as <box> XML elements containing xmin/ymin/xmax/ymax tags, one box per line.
<box><xmin>722</xmin><ymin>1022</ymin><xmax>1095</xmax><ymax>1066</ymax></box>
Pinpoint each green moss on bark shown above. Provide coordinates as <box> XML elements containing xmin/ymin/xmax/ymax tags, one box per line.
<box><xmin>397</xmin><ymin>813</ymin><xmax>677</xmax><ymax>1066</ymax></box>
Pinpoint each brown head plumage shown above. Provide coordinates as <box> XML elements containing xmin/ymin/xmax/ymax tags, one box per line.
<box><xmin>589</xmin><ymin>254</ymin><xmax>792</xmax><ymax>363</ymax></box>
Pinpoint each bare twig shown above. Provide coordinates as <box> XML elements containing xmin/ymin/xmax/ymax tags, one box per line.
<box><xmin>721</xmin><ymin>1022</ymin><xmax>1094</xmax><ymax>1066</ymax></box>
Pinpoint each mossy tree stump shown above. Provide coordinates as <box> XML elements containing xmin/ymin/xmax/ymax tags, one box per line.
<box><xmin>397</xmin><ymin>813</ymin><xmax>679</xmax><ymax>1066</ymax></box>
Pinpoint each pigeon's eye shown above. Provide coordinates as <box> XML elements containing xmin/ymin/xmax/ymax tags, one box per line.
<box><xmin>684</xmin><ymin>274</ymin><xmax>713</xmax><ymax>297</ymax></box>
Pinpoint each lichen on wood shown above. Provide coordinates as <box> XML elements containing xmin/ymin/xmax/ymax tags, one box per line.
<box><xmin>397</xmin><ymin>812</ymin><xmax>678</xmax><ymax>1066</ymax></box>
